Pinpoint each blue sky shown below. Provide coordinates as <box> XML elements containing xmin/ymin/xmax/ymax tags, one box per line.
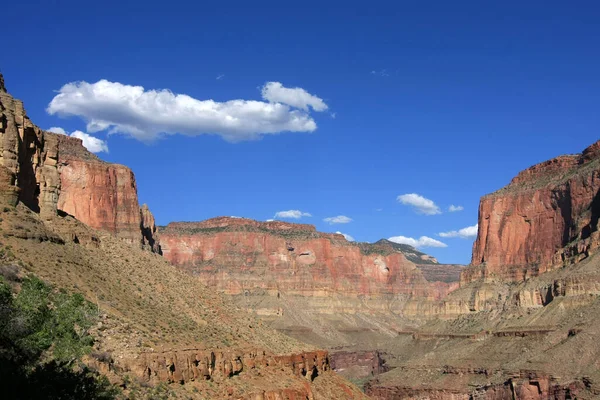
<box><xmin>2</xmin><ymin>0</ymin><xmax>599</xmax><ymax>264</ymax></box>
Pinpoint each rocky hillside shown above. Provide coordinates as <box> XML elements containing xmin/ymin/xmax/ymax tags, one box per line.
<box><xmin>468</xmin><ymin>140</ymin><xmax>600</xmax><ymax>283</ymax></box>
<box><xmin>0</xmin><ymin>74</ymin><xmax>367</xmax><ymax>399</ymax></box>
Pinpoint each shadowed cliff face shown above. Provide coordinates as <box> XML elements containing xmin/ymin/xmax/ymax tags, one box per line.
<box><xmin>0</xmin><ymin>77</ymin><xmax>60</xmax><ymax>219</ymax></box>
<box><xmin>467</xmin><ymin>140</ymin><xmax>600</xmax><ymax>283</ymax></box>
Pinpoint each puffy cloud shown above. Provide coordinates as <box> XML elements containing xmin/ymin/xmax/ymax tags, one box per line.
<box><xmin>274</xmin><ymin>210</ymin><xmax>312</xmax><ymax>219</ymax></box>
<box><xmin>261</xmin><ymin>82</ymin><xmax>328</xmax><ymax>112</ymax></box>
<box><xmin>388</xmin><ymin>235</ymin><xmax>447</xmax><ymax>248</ymax></box>
<box><xmin>47</xmin><ymin>80</ymin><xmax>327</xmax><ymax>143</ymax></box>
<box><xmin>336</xmin><ymin>231</ymin><xmax>355</xmax><ymax>241</ymax></box>
<box><xmin>397</xmin><ymin>193</ymin><xmax>441</xmax><ymax>215</ymax></box>
<box><xmin>323</xmin><ymin>215</ymin><xmax>352</xmax><ymax>224</ymax></box>
<box><xmin>448</xmin><ymin>205</ymin><xmax>464</xmax><ymax>212</ymax></box>
<box><xmin>46</xmin><ymin>126</ymin><xmax>108</xmax><ymax>153</ymax></box>
<box><xmin>47</xmin><ymin>127</ymin><xmax>67</xmax><ymax>135</ymax></box>
<box><xmin>439</xmin><ymin>224</ymin><xmax>478</xmax><ymax>239</ymax></box>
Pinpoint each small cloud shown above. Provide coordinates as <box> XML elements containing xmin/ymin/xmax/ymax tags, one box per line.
<box><xmin>274</xmin><ymin>210</ymin><xmax>312</xmax><ymax>219</ymax></box>
<box><xmin>261</xmin><ymin>81</ymin><xmax>328</xmax><ymax>112</ymax></box>
<box><xmin>388</xmin><ymin>235</ymin><xmax>447</xmax><ymax>248</ymax></box>
<box><xmin>375</xmin><ymin>208</ymin><xmax>383</xmax><ymax>212</ymax></box>
<box><xmin>216</xmin><ymin>74</ymin><xmax>225</xmax><ymax>80</ymax></box>
<box><xmin>330</xmin><ymin>112</ymin><xmax>337</xmax><ymax>119</ymax></box>
<box><xmin>230</xmin><ymin>216</ymin><xmax>242</xmax><ymax>218</ymax></box>
<box><xmin>47</xmin><ymin>126</ymin><xmax>67</xmax><ymax>135</ymax></box>
<box><xmin>266</xmin><ymin>219</ymin><xmax>274</xmax><ymax>222</ymax></box>
<box><xmin>336</xmin><ymin>231</ymin><xmax>355</xmax><ymax>241</ymax></box>
<box><xmin>448</xmin><ymin>205</ymin><xmax>464</xmax><ymax>212</ymax></box>
<box><xmin>371</xmin><ymin>69</ymin><xmax>389</xmax><ymax>77</ymax></box>
<box><xmin>397</xmin><ymin>193</ymin><xmax>441</xmax><ymax>215</ymax></box>
<box><xmin>323</xmin><ymin>215</ymin><xmax>352</xmax><ymax>224</ymax></box>
<box><xmin>47</xmin><ymin>126</ymin><xmax>108</xmax><ymax>153</ymax></box>
<box><xmin>439</xmin><ymin>224</ymin><xmax>478</xmax><ymax>239</ymax></box>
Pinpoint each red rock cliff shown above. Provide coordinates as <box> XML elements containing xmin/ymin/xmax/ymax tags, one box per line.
<box><xmin>467</xmin><ymin>140</ymin><xmax>600</xmax><ymax>283</ymax></box>
<box><xmin>159</xmin><ymin>217</ymin><xmax>452</xmax><ymax>300</ymax></box>
<box><xmin>0</xmin><ymin>73</ymin><xmax>159</xmax><ymax>251</ymax></box>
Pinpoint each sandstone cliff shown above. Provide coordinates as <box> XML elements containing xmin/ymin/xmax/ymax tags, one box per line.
<box><xmin>467</xmin><ymin>140</ymin><xmax>600</xmax><ymax>283</ymax></box>
<box><xmin>160</xmin><ymin>217</ymin><xmax>434</xmax><ymax>298</ymax></box>
<box><xmin>0</xmin><ymin>73</ymin><xmax>160</xmax><ymax>252</ymax></box>
<box><xmin>0</xmin><ymin>75</ymin><xmax>60</xmax><ymax>219</ymax></box>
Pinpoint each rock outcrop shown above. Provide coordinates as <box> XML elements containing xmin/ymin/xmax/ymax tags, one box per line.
<box><xmin>468</xmin><ymin>140</ymin><xmax>600</xmax><ymax>283</ymax></box>
<box><xmin>0</xmin><ymin>73</ymin><xmax>160</xmax><ymax>252</ymax></box>
<box><xmin>0</xmin><ymin>75</ymin><xmax>60</xmax><ymax>219</ymax></box>
<box><xmin>56</xmin><ymin>138</ymin><xmax>161</xmax><ymax>251</ymax></box>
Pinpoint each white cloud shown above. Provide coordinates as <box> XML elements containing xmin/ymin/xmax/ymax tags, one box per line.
<box><xmin>47</xmin><ymin>80</ymin><xmax>327</xmax><ymax>143</ymax></box>
<box><xmin>330</xmin><ymin>112</ymin><xmax>336</xmax><ymax>119</ymax></box>
<box><xmin>261</xmin><ymin>82</ymin><xmax>328</xmax><ymax>112</ymax></box>
<box><xmin>448</xmin><ymin>205</ymin><xmax>464</xmax><ymax>212</ymax></box>
<box><xmin>323</xmin><ymin>215</ymin><xmax>352</xmax><ymax>224</ymax></box>
<box><xmin>388</xmin><ymin>235</ymin><xmax>447</xmax><ymax>248</ymax></box>
<box><xmin>439</xmin><ymin>224</ymin><xmax>478</xmax><ymax>239</ymax></box>
<box><xmin>336</xmin><ymin>231</ymin><xmax>355</xmax><ymax>241</ymax></box>
<box><xmin>371</xmin><ymin>69</ymin><xmax>390</xmax><ymax>77</ymax></box>
<box><xmin>216</xmin><ymin>74</ymin><xmax>225</xmax><ymax>80</ymax></box>
<box><xmin>70</xmin><ymin>130</ymin><xmax>109</xmax><ymax>153</ymax></box>
<box><xmin>47</xmin><ymin>127</ymin><xmax>67</xmax><ymax>135</ymax></box>
<box><xmin>46</xmin><ymin>126</ymin><xmax>108</xmax><ymax>153</ymax></box>
<box><xmin>274</xmin><ymin>210</ymin><xmax>312</xmax><ymax>219</ymax></box>
<box><xmin>266</xmin><ymin>219</ymin><xmax>274</xmax><ymax>222</ymax></box>
<box><xmin>397</xmin><ymin>193</ymin><xmax>441</xmax><ymax>215</ymax></box>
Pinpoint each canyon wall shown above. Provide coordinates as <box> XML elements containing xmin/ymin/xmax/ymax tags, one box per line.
<box><xmin>159</xmin><ymin>217</ymin><xmax>458</xmax><ymax>303</ymax></box>
<box><xmin>0</xmin><ymin>73</ymin><xmax>159</xmax><ymax>252</ymax></box>
<box><xmin>467</xmin><ymin>140</ymin><xmax>600</xmax><ymax>283</ymax></box>
<box><xmin>159</xmin><ymin>217</ymin><xmax>464</xmax><ymax>348</ymax></box>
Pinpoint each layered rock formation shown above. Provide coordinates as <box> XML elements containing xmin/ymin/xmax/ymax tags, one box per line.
<box><xmin>0</xmin><ymin>75</ymin><xmax>60</xmax><ymax>218</ymax></box>
<box><xmin>159</xmin><ymin>217</ymin><xmax>464</xmax><ymax>350</ymax></box>
<box><xmin>469</xmin><ymin>141</ymin><xmax>600</xmax><ymax>282</ymax></box>
<box><xmin>160</xmin><ymin>217</ymin><xmax>437</xmax><ymax>299</ymax></box>
<box><xmin>0</xmin><ymin>73</ymin><xmax>159</xmax><ymax>252</ymax></box>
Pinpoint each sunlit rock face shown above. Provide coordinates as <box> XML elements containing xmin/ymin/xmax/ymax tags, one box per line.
<box><xmin>159</xmin><ymin>217</ymin><xmax>455</xmax><ymax>302</ymax></box>
<box><xmin>467</xmin><ymin>140</ymin><xmax>600</xmax><ymax>283</ymax></box>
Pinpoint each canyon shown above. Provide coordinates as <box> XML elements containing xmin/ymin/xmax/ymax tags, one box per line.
<box><xmin>159</xmin><ymin>218</ymin><xmax>463</xmax><ymax>347</ymax></box>
<box><xmin>0</xmin><ymin>74</ymin><xmax>367</xmax><ymax>399</ymax></box>
<box><xmin>159</xmin><ymin>140</ymin><xmax>600</xmax><ymax>399</ymax></box>
<box><xmin>3</xmin><ymin>69</ymin><xmax>600</xmax><ymax>398</ymax></box>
